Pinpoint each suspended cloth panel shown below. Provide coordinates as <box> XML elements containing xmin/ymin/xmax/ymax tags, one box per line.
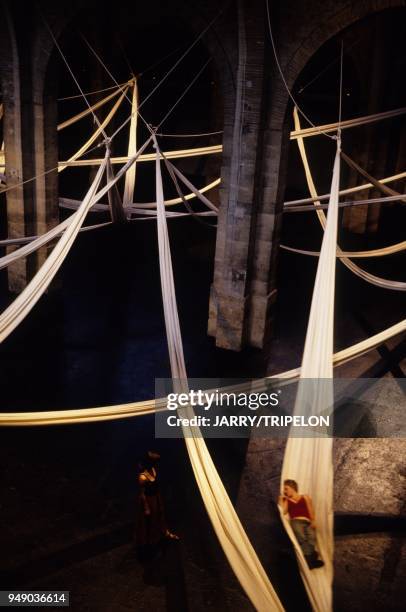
<box><xmin>280</xmin><ymin>140</ymin><xmax>341</xmax><ymax>612</ymax></box>
<box><xmin>123</xmin><ymin>79</ymin><xmax>138</xmax><ymax>207</ymax></box>
<box><xmin>341</xmin><ymin>151</ymin><xmax>406</xmax><ymax>203</ymax></box>
<box><xmin>283</xmin><ymin>170</ymin><xmax>406</xmax><ymax>206</ymax></box>
<box><xmin>57</xmin><ymin>85</ymin><xmax>127</xmax><ymax>131</ymax></box>
<box><xmin>58</xmin><ymin>178</ymin><xmax>221</xmax><ymax>211</ymax></box>
<box><xmin>60</xmin><ymin>144</ymin><xmax>223</xmax><ymax>167</ymax></box>
<box><xmin>293</xmin><ymin>107</ymin><xmax>406</xmax><ymax>291</ymax></box>
<box><xmin>0</xmin><ymin>216</ymin><xmax>72</xmax><ymax>270</ymax></box>
<box><xmin>0</xmin><ymin>316</ymin><xmax>404</xmax><ymax>426</ymax></box>
<box><xmin>58</xmin><ymin>88</ymin><xmax>128</xmax><ymax>174</ymax></box>
<box><xmin>164</xmin><ymin>159</ymin><xmax>219</xmax><ymax>212</ymax></box>
<box><xmin>0</xmin><ymin>137</ymin><xmax>152</xmax><ymax>334</ymax></box>
<box><xmin>106</xmin><ymin>158</ymin><xmax>126</xmax><ymax>223</ymax></box>
<box><xmin>0</xmin><ymin>220</ymin><xmax>112</xmax><ymax>248</ymax></box>
<box><xmin>0</xmin><ymin>154</ymin><xmax>108</xmax><ymax>343</ymax></box>
<box><xmin>280</xmin><ymin>240</ymin><xmax>406</xmax><ymax>258</ymax></box>
<box><xmin>290</xmin><ymin>106</ymin><xmax>406</xmax><ymax>139</ymax></box>
<box><xmin>153</xmin><ymin>136</ymin><xmax>284</xmax><ymax>611</ymax></box>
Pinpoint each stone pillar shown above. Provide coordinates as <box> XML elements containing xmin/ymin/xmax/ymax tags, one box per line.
<box><xmin>0</xmin><ymin>5</ymin><xmax>59</xmax><ymax>292</ymax></box>
<box><xmin>0</xmin><ymin>6</ymin><xmax>35</xmax><ymax>292</ymax></box>
<box><xmin>208</xmin><ymin>0</ymin><xmax>268</xmax><ymax>351</ymax></box>
<box><xmin>31</xmin><ymin>43</ymin><xmax>59</xmax><ymax>272</ymax></box>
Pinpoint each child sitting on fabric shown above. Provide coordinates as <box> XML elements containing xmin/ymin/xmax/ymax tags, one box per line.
<box><xmin>279</xmin><ymin>479</ymin><xmax>324</xmax><ymax>569</ymax></box>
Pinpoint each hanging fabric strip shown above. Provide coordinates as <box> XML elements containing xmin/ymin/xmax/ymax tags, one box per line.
<box><xmin>57</xmin><ymin>85</ymin><xmax>127</xmax><ymax>131</ymax></box>
<box><xmin>0</xmin><ymin>216</ymin><xmax>73</xmax><ymax>271</ymax></box>
<box><xmin>131</xmin><ymin>178</ymin><xmax>221</xmax><ymax>209</ymax></box>
<box><xmin>0</xmin><ymin>316</ymin><xmax>403</xmax><ymax>426</ymax></box>
<box><xmin>58</xmin><ymin>81</ymin><xmax>131</xmax><ymax>101</ymax></box>
<box><xmin>293</xmin><ymin>107</ymin><xmax>406</xmax><ymax>291</ymax></box>
<box><xmin>284</xmin><ymin>193</ymin><xmax>406</xmax><ymax>211</ymax></box>
<box><xmin>290</xmin><ymin>106</ymin><xmax>406</xmax><ymax>139</ymax></box>
<box><xmin>59</xmin><ymin>197</ymin><xmax>108</xmax><ymax>213</ymax></box>
<box><xmin>280</xmin><ymin>141</ymin><xmax>341</xmax><ymax>612</ymax></box>
<box><xmin>123</xmin><ymin>78</ymin><xmax>138</xmax><ymax>207</ymax></box>
<box><xmin>0</xmin><ymin>220</ymin><xmax>112</xmax><ymax>247</ymax></box>
<box><xmin>341</xmin><ymin>151</ymin><xmax>406</xmax><ymax>203</ymax></box>
<box><xmin>58</xmin><ymin>87</ymin><xmax>129</xmax><ymax>174</ymax></box>
<box><xmin>0</xmin><ymin>153</ymin><xmax>108</xmax><ymax>343</ymax></box>
<box><xmin>0</xmin><ymin>139</ymin><xmax>152</xmax><ymax>253</ymax></box>
<box><xmin>106</xmin><ymin>157</ymin><xmax>126</xmax><ymax>223</ymax></box>
<box><xmin>130</xmin><ymin>210</ymin><xmax>217</xmax><ymax>219</ymax></box>
<box><xmin>0</xmin><ymin>136</ymin><xmax>151</xmax><ymax>273</ymax></box>
<box><xmin>153</xmin><ymin>134</ymin><xmax>284</xmax><ymax>611</ymax></box>
<box><xmin>164</xmin><ymin>159</ymin><xmax>219</xmax><ymax>212</ymax></box>
<box><xmin>280</xmin><ymin>240</ymin><xmax>406</xmax><ymax>258</ymax></box>
<box><xmin>60</xmin><ymin>144</ymin><xmax>223</xmax><ymax>168</ymax></box>
<box><xmin>284</xmin><ymin>171</ymin><xmax>406</xmax><ymax>206</ymax></box>
<box><xmin>58</xmin><ymin>178</ymin><xmax>221</xmax><ymax>212</ymax></box>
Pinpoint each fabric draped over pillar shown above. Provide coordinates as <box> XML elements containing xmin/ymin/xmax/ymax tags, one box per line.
<box><xmin>123</xmin><ymin>79</ymin><xmax>138</xmax><ymax>207</ymax></box>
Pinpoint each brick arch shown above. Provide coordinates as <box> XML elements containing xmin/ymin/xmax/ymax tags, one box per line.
<box><xmin>245</xmin><ymin>0</ymin><xmax>406</xmax><ymax>350</ymax></box>
<box><xmin>285</xmin><ymin>0</ymin><xmax>405</xmax><ymax>88</ymax></box>
<box><xmin>266</xmin><ymin>0</ymin><xmax>406</xmax><ymax>128</ymax></box>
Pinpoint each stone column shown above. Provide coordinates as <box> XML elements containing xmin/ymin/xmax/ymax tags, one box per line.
<box><xmin>208</xmin><ymin>0</ymin><xmax>268</xmax><ymax>351</ymax></box>
<box><xmin>0</xmin><ymin>5</ymin><xmax>59</xmax><ymax>292</ymax></box>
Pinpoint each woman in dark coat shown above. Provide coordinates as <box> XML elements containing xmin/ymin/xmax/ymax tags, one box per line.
<box><xmin>135</xmin><ymin>451</ymin><xmax>179</xmax><ymax>555</ymax></box>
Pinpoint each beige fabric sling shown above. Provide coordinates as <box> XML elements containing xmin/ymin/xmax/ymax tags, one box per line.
<box><xmin>153</xmin><ymin>135</ymin><xmax>284</xmax><ymax>611</ymax></box>
<box><xmin>60</xmin><ymin>144</ymin><xmax>223</xmax><ymax>168</ymax></box>
<box><xmin>290</xmin><ymin>106</ymin><xmax>406</xmax><ymax>140</ymax></box>
<box><xmin>293</xmin><ymin>107</ymin><xmax>406</xmax><ymax>291</ymax></box>
<box><xmin>58</xmin><ymin>88</ymin><xmax>129</xmax><ymax>174</ymax></box>
<box><xmin>58</xmin><ymin>178</ymin><xmax>221</xmax><ymax>212</ymax></box>
<box><xmin>123</xmin><ymin>79</ymin><xmax>138</xmax><ymax>208</ymax></box>
<box><xmin>0</xmin><ymin>154</ymin><xmax>108</xmax><ymax>343</ymax></box>
<box><xmin>0</xmin><ymin>316</ymin><xmax>403</xmax><ymax>426</ymax></box>
<box><xmin>57</xmin><ymin>85</ymin><xmax>128</xmax><ymax>131</ymax></box>
<box><xmin>279</xmin><ymin>140</ymin><xmax>341</xmax><ymax>612</ymax></box>
<box><xmin>0</xmin><ymin>137</ymin><xmax>152</xmax><ymax>333</ymax></box>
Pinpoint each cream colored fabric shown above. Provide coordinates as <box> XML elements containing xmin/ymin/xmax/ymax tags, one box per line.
<box><xmin>57</xmin><ymin>86</ymin><xmax>127</xmax><ymax>131</ymax></box>
<box><xmin>341</xmin><ymin>151</ymin><xmax>406</xmax><ymax>203</ymax></box>
<box><xmin>0</xmin><ymin>220</ymin><xmax>112</xmax><ymax>247</ymax></box>
<box><xmin>165</xmin><ymin>159</ymin><xmax>219</xmax><ymax>212</ymax></box>
<box><xmin>58</xmin><ymin>178</ymin><xmax>221</xmax><ymax>211</ymax></box>
<box><xmin>123</xmin><ymin>79</ymin><xmax>138</xmax><ymax>207</ymax></box>
<box><xmin>0</xmin><ymin>317</ymin><xmax>403</xmax><ymax>426</ymax></box>
<box><xmin>60</xmin><ymin>144</ymin><xmax>223</xmax><ymax>168</ymax></box>
<box><xmin>0</xmin><ymin>155</ymin><xmax>108</xmax><ymax>343</ymax></box>
<box><xmin>106</xmin><ymin>158</ymin><xmax>126</xmax><ymax>223</ymax></box>
<box><xmin>0</xmin><ymin>216</ymin><xmax>73</xmax><ymax>271</ymax></box>
<box><xmin>0</xmin><ymin>137</ymin><xmax>152</xmax><ymax>329</ymax></box>
<box><xmin>284</xmin><ymin>171</ymin><xmax>406</xmax><ymax>207</ymax></box>
<box><xmin>132</xmin><ymin>177</ymin><xmax>221</xmax><ymax>208</ymax></box>
<box><xmin>290</xmin><ymin>106</ymin><xmax>406</xmax><ymax>140</ymax></box>
<box><xmin>58</xmin><ymin>88</ymin><xmax>128</xmax><ymax>174</ymax></box>
<box><xmin>153</xmin><ymin>135</ymin><xmax>284</xmax><ymax>611</ymax></box>
<box><xmin>293</xmin><ymin>108</ymin><xmax>406</xmax><ymax>291</ymax></box>
<box><xmin>279</xmin><ymin>140</ymin><xmax>341</xmax><ymax>612</ymax></box>
<box><xmin>280</xmin><ymin>241</ymin><xmax>406</xmax><ymax>258</ymax></box>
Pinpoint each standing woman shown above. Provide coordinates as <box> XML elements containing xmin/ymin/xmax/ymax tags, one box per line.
<box><xmin>135</xmin><ymin>450</ymin><xmax>179</xmax><ymax>558</ymax></box>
